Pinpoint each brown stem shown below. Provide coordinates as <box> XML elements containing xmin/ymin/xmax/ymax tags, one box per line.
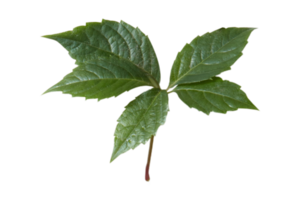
<box><xmin>145</xmin><ymin>135</ymin><xmax>154</xmax><ymax>181</ymax></box>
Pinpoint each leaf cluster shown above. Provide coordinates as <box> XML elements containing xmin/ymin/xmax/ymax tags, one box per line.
<box><xmin>43</xmin><ymin>19</ymin><xmax>257</xmax><ymax>161</ymax></box>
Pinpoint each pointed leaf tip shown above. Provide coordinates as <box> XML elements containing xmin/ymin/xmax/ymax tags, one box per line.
<box><xmin>174</xmin><ymin>78</ymin><xmax>258</xmax><ymax>115</ymax></box>
<box><xmin>38</xmin><ymin>34</ymin><xmax>49</xmax><ymax>39</ymax></box>
<box><xmin>110</xmin><ymin>89</ymin><xmax>169</xmax><ymax>161</ymax></box>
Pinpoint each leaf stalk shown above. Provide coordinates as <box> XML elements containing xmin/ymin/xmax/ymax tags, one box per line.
<box><xmin>145</xmin><ymin>135</ymin><xmax>154</xmax><ymax>181</ymax></box>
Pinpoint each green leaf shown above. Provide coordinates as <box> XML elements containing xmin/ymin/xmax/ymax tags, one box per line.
<box><xmin>44</xmin><ymin>19</ymin><xmax>161</xmax><ymax>99</ymax></box>
<box><xmin>168</xmin><ymin>28</ymin><xmax>255</xmax><ymax>88</ymax></box>
<box><xmin>173</xmin><ymin>77</ymin><xmax>257</xmax><ymax>115</ymax></box>
<box><xmin>111</xmin><ymin>88</ymin><xmax>168</xmax><ymax>162</ymax></box>
<box><xmin>42</xmin><ymin>22</ymin><xmax>259</xmax><ymax>180</ymax></box>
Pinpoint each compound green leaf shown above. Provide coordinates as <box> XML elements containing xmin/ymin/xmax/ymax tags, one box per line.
<box><xmin>168</xmin><ymin>28</ymin><xmax>255</xmax><ymax>88</ymax></box>
<box><xmin>173</xmin><ymin>77</ymin><xmax>257</xmax><ymax>115</ymax></box>
<box><xmin>111</xmin><ymin>88</ymin><xmax>168</xmax><ymax>162</ymax></box>
<box><xmin>44</xmin><ymin>20</ymin><xmax>161</xmax><ymax>99</ymax></box>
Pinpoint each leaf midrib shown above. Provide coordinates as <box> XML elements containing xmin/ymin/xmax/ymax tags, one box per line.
<box><xmin>169</xmin><ymin>29</ymin><xmax>251</xmax><ymax>88</ymax></box>
<box><xmin>175</xmin><ymin>88</ymin><xmax>252</xmax><ymax>107</ymax></box>
<box><xmin>51</xmin><ymin>36</ymin><xmax>159</xmax><ymax>88</ymax></box>
<box><xmin>48</xmin><ymin>78</ymin><xmax>151</xmax><ymax>89</ymax></box>
<box><xmin>112</xmin><ymin>90</ymin><xmax>162</xmax><ymax>160</ymax></box>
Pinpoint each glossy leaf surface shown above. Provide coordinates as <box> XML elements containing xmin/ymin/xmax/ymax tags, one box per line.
<box><xmin>169</xmin><ymin>28</ymin><xmax>255</xmax><ymax>88</ymax></box>
<box><xmin>111</xmin><ymin>89</ymin><xmax>168</xmax><ymax>162</ymax></box>
<box><xmin>173</xmin><ymin>77</ymin><xmax>257</xmax><ymax>115</ymax></box>
<box><xmin>44</xmin><ymin>20</ymin><xmax>161</xmax><ymax>99</ymax></box>
<box><xmin>43</xmin><ymin>22</ymin><xmax>259</xmax><ymax>176</ymax></box>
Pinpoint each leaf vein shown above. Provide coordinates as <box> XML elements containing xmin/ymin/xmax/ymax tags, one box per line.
<box><xmin>114</xmin><ymin>91</ymin><xmax>162</xmax><ymax>154</ymax></box>
<box><xmin>188</xmin><ymin>48</ymin><xmax>195</xmax><ymax>69</ymax></box>
<box><xmin>90</xmin><ymin>26</ymin><xmax>112</xmax><ymax>52</ymax></box>
<box><xmin>171</xmin><ymin>29</ymin><xmax>251</xmax><ymax>87</ymax></box>
<box><xmin>82</xmin><ymin>60</ymin><xmax>118</xmax><ymax>78</ymax></box>
<box><xmin>221</xmin><ymin>96</ymin><xmax>234</xmax><ymax>109</ymax></box>
<box><xmin>177</xmin><ymin>88</ymin><xmax>252</xmax><ymax>107</ymax></box>
<box><xmin>203</xmin><ymin>93</ymin><xmax>223</xmax><ymax>112</ymax></box>
<box><xmin>51</xmin><ymin>37</ymin><xmax>157</xmax><ymax>85</ymax></box>
<box><xmin>185</xmin><ymin>91</ymin><xmax>206</xmax><ymax>111</ymax></box>
<box><xmin>121</xmin><ymin>24</ymin><xmax>145</xmax><ymax>67</ymax></box>
<box><xmin>103</xmin><ymin>23</ymin><xmax>132</xmax><ymax>60</ymax></box>
<box><xmin>84</xmin><ymin>70</ymin><xmax>101</xmax><ymax>79</ymax></box>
